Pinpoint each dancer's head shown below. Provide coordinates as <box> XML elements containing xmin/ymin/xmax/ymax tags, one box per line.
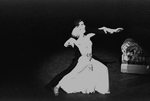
<box><xmin>72</xmin><ymin>19</ymin><xmax>86</xmax><ymax>38</ymax></box>
<box><xmin>74</xmin><ymin>19</ymin><xmax>85</xmax><ymax>28</ymax></box>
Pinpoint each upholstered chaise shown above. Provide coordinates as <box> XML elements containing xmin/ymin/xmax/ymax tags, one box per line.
<box><xmin>121</xmin><ymin>38</ymin><xmax>150</xmax><ymax>74</ymax></box>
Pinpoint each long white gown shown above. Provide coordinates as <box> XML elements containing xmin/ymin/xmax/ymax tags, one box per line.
<box><xmin>58</xmin><ymin>34</ymin><xmax>110</xmax><ymax>94</ymax></box>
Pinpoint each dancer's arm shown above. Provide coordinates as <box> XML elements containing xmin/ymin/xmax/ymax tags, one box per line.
<box><xmin>64</xmin><ymin>38</ymin><xmax>76</xmax><ymax>48</ymax></box>
<box><xmin>98</xmin><ymin>27</ymin><xmax>123</xmax><ymax>34</ymax></box>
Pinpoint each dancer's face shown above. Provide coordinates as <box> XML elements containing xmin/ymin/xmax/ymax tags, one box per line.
<box><xmin>72</xmin><ymin>21</ymin><xmax>86</xmax><ymax>38</ymax></box>
<box><xmin>78</xmin><ymin>21</ymin><xmax>85</xmax><ymax>30</ymax></box>
<box><xmin>77</xmin><ymin>21</ymin><xmax>86</xmax><ymax>37</ymax></box>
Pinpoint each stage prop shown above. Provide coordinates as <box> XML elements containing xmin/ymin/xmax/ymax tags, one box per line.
<box><xmin>121</xmin><ymin>38</ymin><xmax>150</xmax><ymax>74</ymax></box>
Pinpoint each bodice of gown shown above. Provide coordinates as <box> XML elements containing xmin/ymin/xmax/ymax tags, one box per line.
<box><xmin>76</xmin><ymin>36</ymin><xmax>92</xmax><ymax>57</ymax></box>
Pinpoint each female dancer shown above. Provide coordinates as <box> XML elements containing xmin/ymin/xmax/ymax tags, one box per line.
<box><xmin>53</xmin><ymin>20</ymin><xmax>123</xmax><ymax>95</ymax></box>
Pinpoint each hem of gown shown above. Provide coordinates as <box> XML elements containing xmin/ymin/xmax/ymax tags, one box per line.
<box><xmin>60</xmin><ymin>86</ymin><xmax>110</xmax><ymax>94</ymax></box>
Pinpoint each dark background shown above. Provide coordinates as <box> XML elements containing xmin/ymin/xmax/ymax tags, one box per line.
<box><xmin>1</xmin><ymin>0</ymin><xmax>150</xmax><ymax>99</ymax></box>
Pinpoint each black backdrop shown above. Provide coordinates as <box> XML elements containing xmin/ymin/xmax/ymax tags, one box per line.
<box><xmin>1</xmin><ymin>0</ymin><xmax>150</xmax><ymax>86</ymax></box>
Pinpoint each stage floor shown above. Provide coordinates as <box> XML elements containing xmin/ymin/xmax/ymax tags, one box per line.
<box><xmin>1</xmin><ymin>47</ymin><xmax>150</xmax><ymax>101</ymax></box>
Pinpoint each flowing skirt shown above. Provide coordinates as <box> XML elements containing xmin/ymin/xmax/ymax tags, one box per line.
<box><xmin>58</xmin><ymin>56</ymin><xmax>110</xmax><ymax>94</ymax></box>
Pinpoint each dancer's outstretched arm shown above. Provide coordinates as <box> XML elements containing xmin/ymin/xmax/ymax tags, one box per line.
<box><xmin>98</xmin><ymin>27</ymin><xmax>123</xmax><ymax>34</ymax></box>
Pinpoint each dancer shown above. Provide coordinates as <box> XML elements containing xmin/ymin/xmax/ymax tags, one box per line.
<box><xmin>52</xmin><ymin>20</ymin><xmax>123</xmax><ymax>95</ymax></box>
<box><xmin>44</xmin><ymin>20</ymin><xmax>123</xmax><ymax>91</ymax></box>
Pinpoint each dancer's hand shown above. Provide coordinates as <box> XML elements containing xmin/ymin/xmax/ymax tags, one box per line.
<box><xmin>64</xmin><ymin>41</ymin><xmax>70</xmax><ymax>47</ymax></box>
<box><xmin>98</xmin><ymin>27</ymin><xmax>123</xmax><ymax>34</ymax></box>
<box><xmin>88</xmin><ymin>64</ymin><xmax>93</xmax><ymax>71</ymax></box>
<box><xmin>64</xmin><ymin>38</ymin><xmax>75</xmax><ymax>47</ymax></box>
<box><xmin>114</xmin><ymin>28</ymin><xmax>123</xmax><ymax>33</ymax></box>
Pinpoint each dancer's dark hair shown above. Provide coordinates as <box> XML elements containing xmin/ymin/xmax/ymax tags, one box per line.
<box><xmin>74</xmin><ymin>19</ymin><xmax>83</xmax><ymax>26</ymax></box>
